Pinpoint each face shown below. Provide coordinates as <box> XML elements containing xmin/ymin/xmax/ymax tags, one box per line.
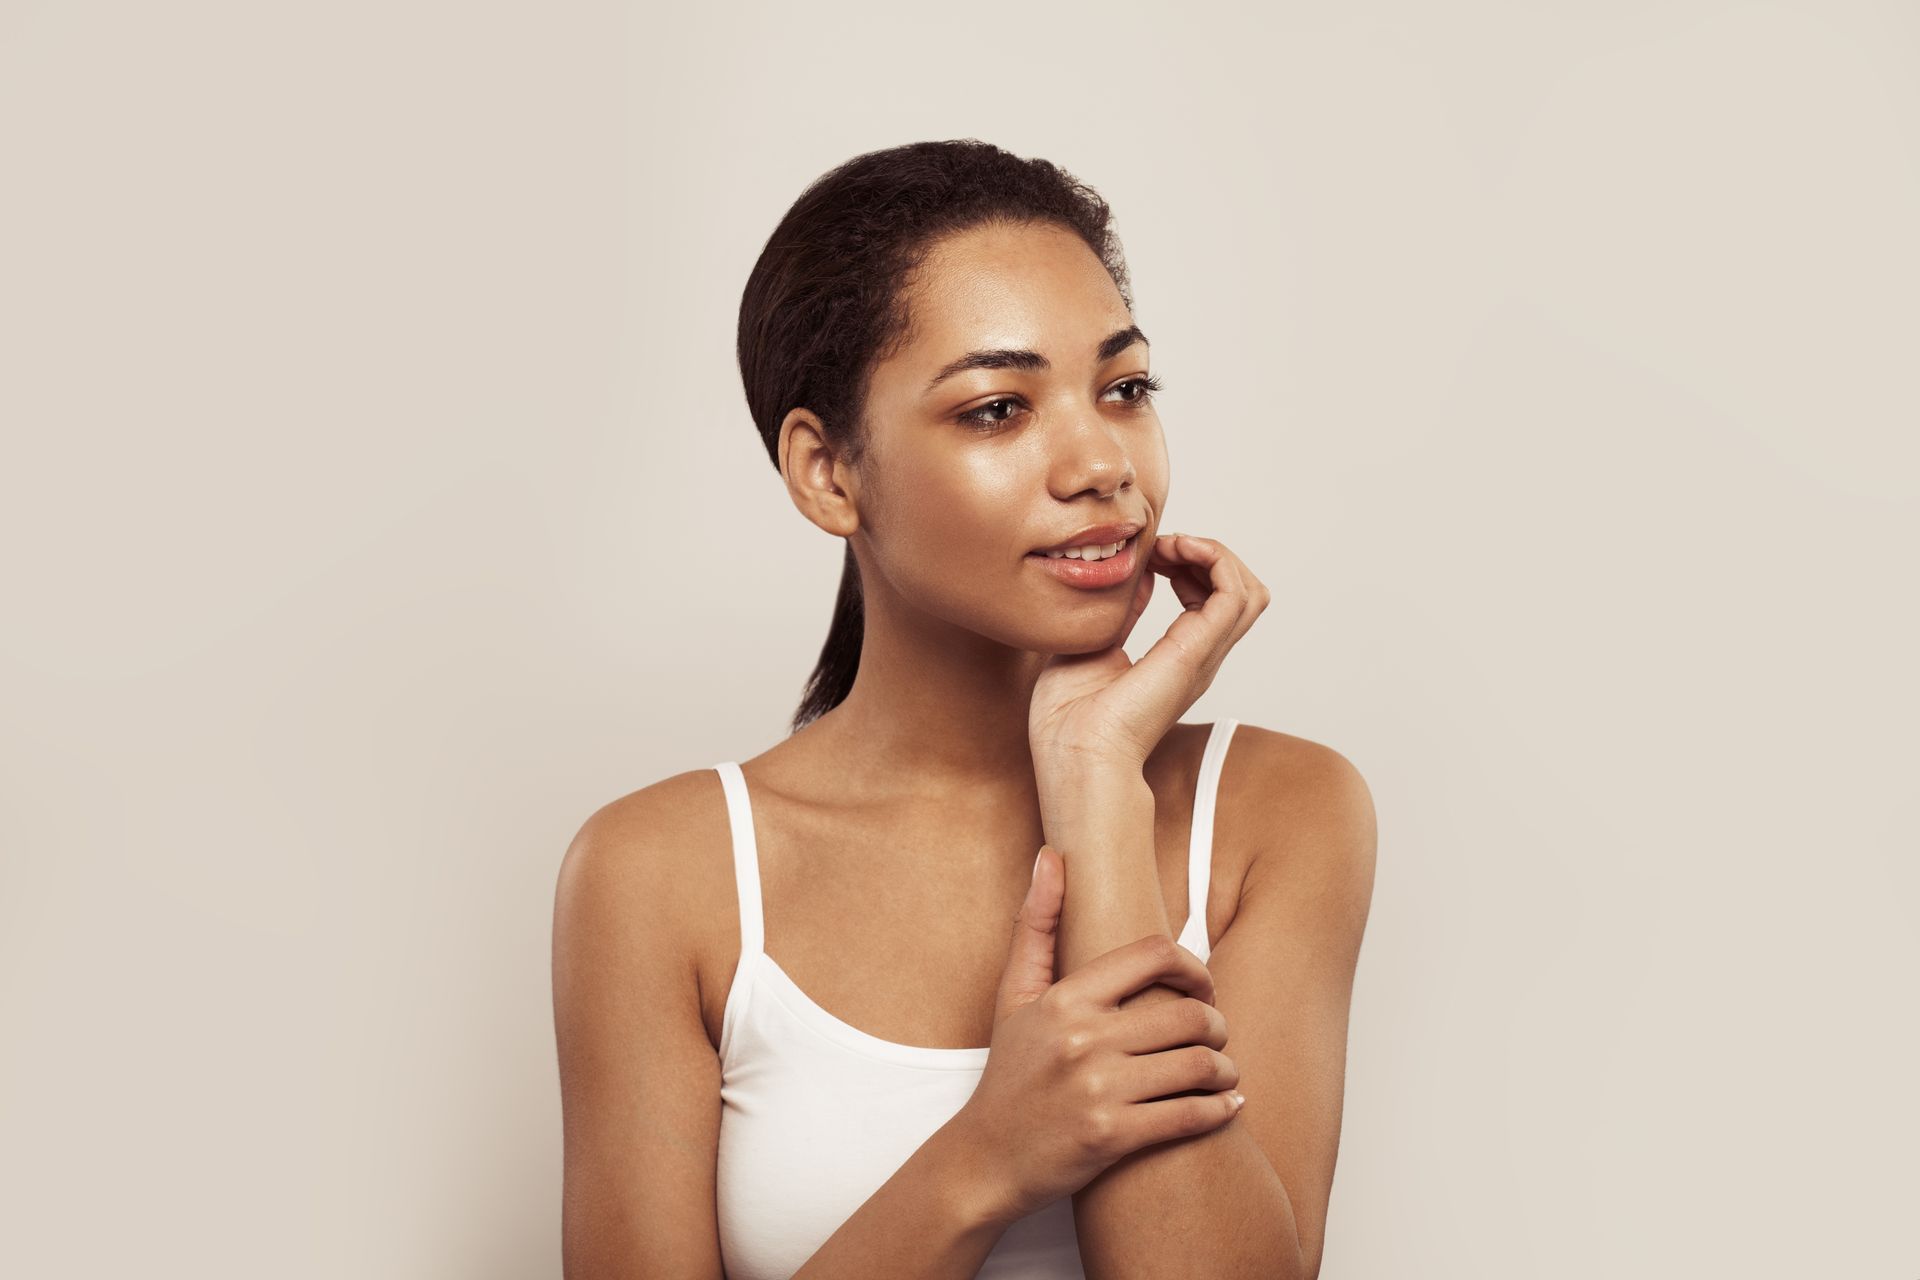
<box><xmin>843</xmin><ymin>219</ymin><xmax>1169</xmax><ymax>654</ymax></box>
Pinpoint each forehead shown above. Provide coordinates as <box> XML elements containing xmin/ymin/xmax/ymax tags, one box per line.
<box><xmin>894</xmin><ymin>221</ymin><xmax>1130</xmax><ymax>368</ymax></box>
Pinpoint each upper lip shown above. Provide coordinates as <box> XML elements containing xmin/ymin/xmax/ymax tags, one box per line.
<box><xmin>1030</xmin><ymin>519</ymin><xmax>1145</xmax><ymax>554</ymax></box>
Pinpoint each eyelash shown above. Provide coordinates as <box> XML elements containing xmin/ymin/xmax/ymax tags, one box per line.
<box><xmin>957</xmin><ymin>375</ymin><xmax>1165</xmax><ymax>431</ymax></box>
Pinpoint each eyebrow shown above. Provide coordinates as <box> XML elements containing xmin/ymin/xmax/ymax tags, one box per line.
<box><xmin>923</xmin><ymin>325</ymin><xmax>1150</xmax><ymax>394</ymax></box>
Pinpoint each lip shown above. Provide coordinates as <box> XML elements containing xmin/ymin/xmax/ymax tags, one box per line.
<box><xmin>1025</xmin><ymin>530</ymin><xmax>1141</xmax><ymax>590</ymax></box>
<box><xmin>1029</xmin><ymin>520</ymin><xmax>1144</xmax><ymax>555</ymax></box>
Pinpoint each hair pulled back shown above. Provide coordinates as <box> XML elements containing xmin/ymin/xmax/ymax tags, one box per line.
<box><xmin>736</xmin><ymin>139</ymin><xmax>1132</xmax><ymax>733</ymax></box>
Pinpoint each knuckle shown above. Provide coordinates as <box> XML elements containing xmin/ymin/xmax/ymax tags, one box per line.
<box><xmin>1141</xmin><ymin>933</ymin><xmax>1180</xmax><ymax>964</ymax></box>
<box><xmin>1079</xmin><ymin>1105</ymin><xmax>1119</xmax><ymax>1154</ymax></box>
<box><xmin>1180</xmin><ymin>998</ymin><xmax>1214</xmax><ymax>1039</ymax></box>
<box><xmin>1060</xmin><ymin>1027</ymin><xmax>1095</xmax><ymax>1060</ymax></box>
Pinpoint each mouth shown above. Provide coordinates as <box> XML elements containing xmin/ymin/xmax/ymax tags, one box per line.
<box><xmin>1024</xmin><ymin>530</ymin><xmax>1142</xmax><ymax>590</ymax></box>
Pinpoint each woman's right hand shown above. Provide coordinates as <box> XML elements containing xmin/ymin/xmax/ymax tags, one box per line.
<box><xmin>948</xmin><ymin>843</ymin><xmax>1245</xmax><ymax>1228</ymax></box>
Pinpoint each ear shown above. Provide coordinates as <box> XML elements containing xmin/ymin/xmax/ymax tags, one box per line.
<box><xmin>778</xmin><ymin>407</ymin><xmax>860</xmax><ymax>538</ymax></box>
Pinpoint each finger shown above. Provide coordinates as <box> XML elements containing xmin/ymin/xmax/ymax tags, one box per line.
<box><xmin>1151</xmin><ymin>534</ymin><xmax>1252</xmax><ymax>630</ymax></box>
<box><xmin>1123</xmin><ymin>590</ymin><xmax>1243</xmax><ymax>717</ymax></box>
<box><xmin>1056</xmin><ymin>933</ymin><xmax>1215</xmax><ymax>1010</ymax></box>
<box><xmin>1194</xmin><ymin>542</ymin><xmax>1266</xmax><ymax>656</ymax></box>
<box><xmin>1125</xmin><ymin>1089</ymin><xmax>1245</xmax><ymax>1149</ymax></box>
<box><xmin>1148</xmin><ymin>536</ymin><xmax>1249</xmax><ymax>647</ymax></box>
<box><xmin>1109</xmin><ymin>995</ymin><xmax>1229</xmax><ymax>1056</ymax></box>
<box><xmin>1124</xmin><ymin>1043</ymin><xmax>1239</xmax><ymax>1105</ymax></box>
<box><xmin>1130</xmin><ymin>538</ymin><xmax>1258</xmax><ymax>697</ymax></box>
<box><xmin>1177</xmin><ymin>535</ymin><xmax>1270</xmax><ymax>647</ymax></box>
<box><xmin>1147</xmin><ymin>534</ymin><xmax>1213</xmax><ymax>612</ymax></box>
<box><xmin>995</xmin><ymin>844</ymin><xmax>1064</xmax><ymax>1018</ymax></box>
<box><xmin>1115</xmin><ymin>560</ymin><xmax>1156</xmax><ymax>648</ymax></box>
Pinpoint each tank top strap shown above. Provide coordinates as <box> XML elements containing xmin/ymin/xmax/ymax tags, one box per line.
<box><xmin>712</xmin><ymin>762</ymin><xmax>765</xmax><ymax>959</ymax></box>
<box><xmin>1182</xmin><ymin>718</ymin><xmax>1240</xmax><ymax>961</ymax></box>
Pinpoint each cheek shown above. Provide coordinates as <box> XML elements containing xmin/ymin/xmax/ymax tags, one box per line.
<box><xmin>1142</xmin><ymin>425</ymin><xmax>1171</xmax><ymax>484</ymax></box>
<box><xmin>864</xmin><ymin>451</ymin><xmax>1035</xmax><ymax>621</ymax></box>
<box><xmin>1134</xmin><ymin>434</ymin><xmax>1172</xmax><ymax>511</ymax></box>
<box><xmin>890</xmin><ymin>449</ymin><xmax>1022</xmax><ymax>552</ymax></box>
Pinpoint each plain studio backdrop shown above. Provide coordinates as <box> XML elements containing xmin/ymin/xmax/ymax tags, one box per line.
<box><xmin>2</xmin><ymin>2</ymin><xmax>1914</xmax><ymax>1276</ymax></box>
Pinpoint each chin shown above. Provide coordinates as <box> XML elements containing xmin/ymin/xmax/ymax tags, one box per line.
<box><xmin>1021</xmin><ymin>610</ymin><xmax>1135</xmax><ymax>656</ymax></box>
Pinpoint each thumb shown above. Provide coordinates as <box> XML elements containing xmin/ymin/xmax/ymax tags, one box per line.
<box><xmin>996</xmin><ymin>843</ymin><xmax>1064</xmax><ymax>1019</ymax></box>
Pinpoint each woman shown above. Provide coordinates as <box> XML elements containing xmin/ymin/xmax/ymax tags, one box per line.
<box><xmin>553</xmin><ymin>140</ymin><xmax>1377</xmax><ymax>1279</ymax></box>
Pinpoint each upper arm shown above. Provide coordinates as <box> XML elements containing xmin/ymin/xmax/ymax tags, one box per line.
<box><xmin>552</xmin><ymin>777</ymin><xmax>727</xmax><ymax>1279</ymax></box>
<box><xmin>1204</xmin><ymin>728</ymin><xmax>1378</xmax><ymax>1280</ymax></box>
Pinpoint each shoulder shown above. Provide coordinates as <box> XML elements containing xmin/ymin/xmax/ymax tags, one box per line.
<box><xmin>557</xmin><ymin>766</ymin><xmax>730</xmax><ymax>896</ymax></box>
<box><xmin>551</xmin><ymin>769</ymin><xmax>738</xmax><ymax>1272</ymax></box>
<box><xmin>552</xmin><ymin>767</ymin><xmax>737</xmax><ymax>974</ymax></box>
<box><xmin>1219</xmin><ymin>721</ymin><xmax>1377</xmax><ymax>901</ymax></box>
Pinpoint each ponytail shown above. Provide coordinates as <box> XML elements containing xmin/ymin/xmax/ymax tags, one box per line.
<box><xmin>791</xmin><ymin>542</ymin><xmax>864</xmax><ymax>733</ymax></box>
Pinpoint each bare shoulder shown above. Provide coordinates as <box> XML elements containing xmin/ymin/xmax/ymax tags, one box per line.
<box><xmin>559</xmin><ymin>767</ymin><xmax>731</xmax><ymax>880</ymax></box>
<box><xmin>554</xmin><ymin>766</ymin><xmax>739</xmax><ymax>989</ymax></box>
<box><xmin>1200</xmin><ymin>724</ymin><xmax>1376</xmax><ymax>1280</ymax></box>
<box><xmin>1219</xmin><ymin>722</ymin><xmax>1378</xmax><ymax>887</ymax></box>
<box><xmin>551</xmin><ymin>767</ymin><xmax>737</xmax><ymax>1277</ymax></box>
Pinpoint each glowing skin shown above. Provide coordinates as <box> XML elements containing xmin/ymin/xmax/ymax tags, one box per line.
<box><xmin>854</xmin><ymin>220</ymin><xmax>1167</xmax><ymax>656</ymax></box>
<box><xmin>774</xmin><ymin>218</ymin><xmax>1171</xmax><ymax>788</ymax></box>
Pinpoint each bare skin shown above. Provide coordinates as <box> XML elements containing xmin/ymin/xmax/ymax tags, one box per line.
<box><xmin>690</xmin><ymin>719</ymin><xmax>1231</xmax><ymax>1054</ymax></box>
<box><xmin>552</xmin><ymin>219</ymin><xmax>1375</xmax><ymax>1278</ymax></box>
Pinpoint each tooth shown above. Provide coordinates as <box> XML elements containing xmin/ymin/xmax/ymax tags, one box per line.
<box><xmin>1046</xmin><ymin>539</ymin><xmax>1131</xmax><ymax>560</ymax></box>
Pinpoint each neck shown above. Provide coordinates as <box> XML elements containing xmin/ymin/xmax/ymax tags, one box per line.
<box><xmin>808</xmin><ymin>592</ymin><xmax>1052</xmax><ymax>798</ymax></box>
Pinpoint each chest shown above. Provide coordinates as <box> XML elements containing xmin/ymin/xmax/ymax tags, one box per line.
<box><xmin>694</xmin><ymin>736</ymin><xmax>1247</xmax><ymax>1053</ymax></box>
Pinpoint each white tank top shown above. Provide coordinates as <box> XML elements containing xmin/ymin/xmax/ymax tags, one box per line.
<box><xmin>712</xmin><ymin>719</ymin><xmax>1240</xmax><ymax>1279</ymax></box>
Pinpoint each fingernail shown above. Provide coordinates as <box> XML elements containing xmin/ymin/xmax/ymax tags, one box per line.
<box><xmin>1031</xmin><ymin>849</ymin><xmax>1043</xmax><ymax>885</ymax></box>
<box><xmin>1230</xmin><ymin>1091</ymin><xmax>1246</xmax><ymax>1110</ymax></box>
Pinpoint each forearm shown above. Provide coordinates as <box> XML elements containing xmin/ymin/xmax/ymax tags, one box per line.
<box><xmin>790</xmin><ymin>1115</ymin><xmax>1011</xmax><ymax>1279</ymax></box>
<box><xmin>1042</xmin><ymin>769</ymin><xmax>1308</xmax><ymax>1280</ymax></box>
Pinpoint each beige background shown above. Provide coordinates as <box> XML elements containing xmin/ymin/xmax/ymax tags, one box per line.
<box><xmin>3</xmin><ymin>2</ymin><xmax>1915</xmax><ymax>1276</ymax></box>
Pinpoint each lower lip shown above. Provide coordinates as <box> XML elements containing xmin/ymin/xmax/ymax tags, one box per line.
<box><xmin>1025</xmin><ymin>533</ymin><xmax>1140</xmax><ymax>589</ymax></box>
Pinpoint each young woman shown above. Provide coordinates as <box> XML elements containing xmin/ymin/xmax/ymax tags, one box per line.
<box><xmin>553</xmin><ymin>140</ymin><xmax>1377</xmax><ymax>1279</ymax></box>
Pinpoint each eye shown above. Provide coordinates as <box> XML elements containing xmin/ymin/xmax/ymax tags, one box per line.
<box><xmin>957</xmin><ymin>396</ymin><xmax>1026</xmax><ymax>430</ymax></box>
<box><xmin>955</xmin><ymin>376</ymin><xmax>1164</xmax><ymax>432</ymax></box>
<box><xmin>1106</xmin><ymin>374</ymin><xmax>1164</xmax><ymax>407</ymax></box>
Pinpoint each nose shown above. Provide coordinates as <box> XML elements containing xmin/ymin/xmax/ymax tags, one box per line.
<box><xmin>1046</xmin><ymin>411</ymin><xmax>1137</xmax><ymax>502</ymax></box>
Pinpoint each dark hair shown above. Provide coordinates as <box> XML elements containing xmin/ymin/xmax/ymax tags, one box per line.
<box><xmin>736</xmin><ymin>139</ymin><xmax>1133</xmax><ymax>734</ymax></box>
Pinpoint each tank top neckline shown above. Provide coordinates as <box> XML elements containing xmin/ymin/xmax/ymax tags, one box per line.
<box><xmin>713</xmin><ymin>718</ymin><xmax>1241</xmax><ymax>1071</ymax></box>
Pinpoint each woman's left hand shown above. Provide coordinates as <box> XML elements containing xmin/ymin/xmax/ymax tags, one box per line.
<box><xmin>1029</xmin><ymin>532</ymin><xmax>1270</xmax><ymax>776</ymax></box>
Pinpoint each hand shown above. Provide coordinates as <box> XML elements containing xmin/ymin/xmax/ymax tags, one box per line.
<box><xmin>948</xmin><ymin>843</ymin><xmax>1244</xmax><ymax>1228</ymax></box>
<box><xmin>1029</xmin><ymin>533</ymin><xmax>1270</xmax><ymax>773</ymax></box>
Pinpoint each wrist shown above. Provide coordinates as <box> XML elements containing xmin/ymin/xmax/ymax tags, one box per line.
<box><xmin>1032</xmin><ymin>735</ymin><xmax>1147</xmax><ymax>783</ymax></box>
<box><xmin>928</xmin><ymin>1110</ymin><xmax>1020</xmax><ymax>1236</ymax></box>
<box><xmin>1036</xmin><ymin>769</ymin><xmax>1153</xmax><ymax>845</ymax></box>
